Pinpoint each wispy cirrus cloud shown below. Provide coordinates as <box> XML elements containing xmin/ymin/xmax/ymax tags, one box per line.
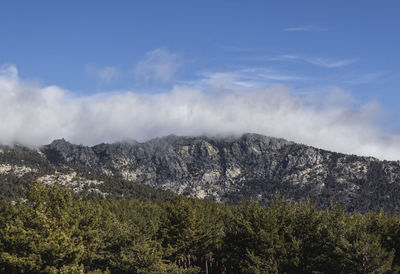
<box><xmin>304</xmin><ymin>57</ymin><xmax>356</xmax><ymax>68</ymax></box>
<box><xmin>220</xmin><ymin>45</ymin><xmax>254</xmax><ymax>52</ymax></box>
<box><xmin>280</xmin><ymin>55</ymin><xmax>356</xmax><ymax>68</ymax></box>
<box><xmin>134</xmin><ymin>48</ymin><xmax>182</xmax><ymax>83</ymax></box>
<box><xmin>284</xmin><ymin>25</ymin><xmax>326</xmax><ymax>32</ymax></box>
<box><xmin>342</xmin><ymin>72</ymin><xmax>384</xmax><ymax>85</ymax></box>
<box><xmin>191</xmin><ymin>68</ymin><xmax>306</xmax><ymax>91</ymax></box>
<box><xmin>239</xmin><ymin>68</ymin><xmax>306</xmax><ymax>81</ymax></box>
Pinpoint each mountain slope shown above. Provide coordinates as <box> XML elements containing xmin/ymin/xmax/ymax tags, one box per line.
<box><xmin>1</xmin><ymin>133</ymin><xmax>400</xmax><ymax>213</ymax></box>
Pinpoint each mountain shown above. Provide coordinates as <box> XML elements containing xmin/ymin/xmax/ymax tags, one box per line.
<box><xmin>1</xmin><ymin>133</ymin><xmax>400</xmax><ymax>213</ymax></box>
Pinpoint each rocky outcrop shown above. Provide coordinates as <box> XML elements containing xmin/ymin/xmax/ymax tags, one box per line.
<box><xmin>1</xmin><ymin>133</ymin><xmax>400</xmax><ymax>212</ymax></box>
<box><xmin>37</xmin><ymin>134</ymin><xmax>400</xmax><ymax>213</ymax></box>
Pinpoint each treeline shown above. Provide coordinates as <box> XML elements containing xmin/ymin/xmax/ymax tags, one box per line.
<box><xmin>1</xmin><ymin>182</ymin><xmax>400</xmax><ymax>273</ymax></box>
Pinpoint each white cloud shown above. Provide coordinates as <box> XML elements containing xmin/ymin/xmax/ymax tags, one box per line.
<box><xmin>343</xmin><ymin>72</ymin><xmax>384</xmax><ymax>85</ymax></box>
<box><xmin>135</xmin><ymin>48</ymin><xmax>181</xmax><ymax>83</ymax></box>
<box><xmin>97</xmin><ymin>67</ymin><xmax>120</xmax><ymax>83</ymax></box>
<box><xmin>0</xmin><ymin>64</ymin><xmax>18</xmax><ymax>79</ymax></box>
<box><xmin>284</xmin><ymin>25</ymin><xmax>326</xmax><ymax>32</ymax></box>
<box><xmin>240</xmin><ymin>68</ymin><xmax>306</xmax><ymax>81</ymax></box>
<box><xmin>280</xmin><ymin>55</ymin><xmax>356</xmax><ymax>68</ymax></box>
<box><xmin>194</xmin><ymin>68</ymin><xmax>306</xmax><ymax>91</ymax></box>
<box><xmin>86</xmin><ymin>65</ymin><xmax>120</xmax><ymax>83</ymax></box>
<box><xmin>220</xmin><ymin>45</ymin><xmax>253</xmax><ymax>52</ymax></box>
<box><xmin>1</xmin><ymin>64</ymin><xmax>400</xmax><ymax>160</ymax></box>
<box><xmin>305</xmin><ymin>57</ymin><xmax>356</xmax><ymax>68</ymax></box>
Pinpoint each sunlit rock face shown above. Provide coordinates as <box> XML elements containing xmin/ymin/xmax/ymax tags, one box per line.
<box><xmin>34</xmin><ymin>133</ymin><xmax>400</xmax><ymax>213</ymax></box>
<box><xmin>2</xmin><ymin>133</ymin><xmax>400</xmax><ymax>213</ymax></box>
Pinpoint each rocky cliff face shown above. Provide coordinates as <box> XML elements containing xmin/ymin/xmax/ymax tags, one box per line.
<box><xmin>2</xmin><ymin>133</ymin><xmax>400</xmax><ymax>213</ymax></box>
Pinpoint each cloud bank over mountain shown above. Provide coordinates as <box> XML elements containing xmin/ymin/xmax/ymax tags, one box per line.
<box><xmin>0</xmin><ymin>64</ymin><xmax>399</xmax><ymax>160</ymax></box>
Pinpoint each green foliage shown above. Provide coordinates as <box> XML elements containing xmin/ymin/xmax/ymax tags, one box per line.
<box><xmin>2</xmin><ymin>182</ymin><xmax>400</xmax><ymax>273</ymax></box>
<box><xmin>159</xmin><ymin>197</ymin><xmax>224</xmax><ymax>272</ymax></box>
<box><xmin>0</xmin><ymin>182</ymin><xmax>86</xmax><ymax>273</ymax></box>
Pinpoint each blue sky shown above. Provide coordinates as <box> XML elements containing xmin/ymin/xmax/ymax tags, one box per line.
<box><xmin>1</xmin><ymin>1</ymin><xmax>399</xmax><ymax>96</ymax></box>
<box><xmin>1</xmin><ymin>1</ymin><xmax>400</xmax><ymax>159</ymax></box>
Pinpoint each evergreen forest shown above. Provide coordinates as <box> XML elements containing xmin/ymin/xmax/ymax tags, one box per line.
<box><xmin>1</xmin><ymin>182</ymin><xmax>400</xmax><ymax>273</ymax></box>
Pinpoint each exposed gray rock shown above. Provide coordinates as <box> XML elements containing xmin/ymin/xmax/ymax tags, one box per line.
<box><xmin>1</xmin><ymin>133</ymin><xmax>400</xmax><ymax>213</ymax></box>
<box><xmin>37</xmin><ymin>133</ymin><xmax>400</xmax><ymax>213</ymax></box>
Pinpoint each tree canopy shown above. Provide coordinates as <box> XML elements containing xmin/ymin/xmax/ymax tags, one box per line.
<box><xmin>1</xmin><ymin>182</ymin><xmax>400</xmax><ymax>273</ymax></box>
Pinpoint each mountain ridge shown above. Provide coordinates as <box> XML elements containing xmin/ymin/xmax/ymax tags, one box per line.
<box><xmin>1</xmin><ymin>133</ymin><xmax>400</xmax><ymax>213</ymax></box>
